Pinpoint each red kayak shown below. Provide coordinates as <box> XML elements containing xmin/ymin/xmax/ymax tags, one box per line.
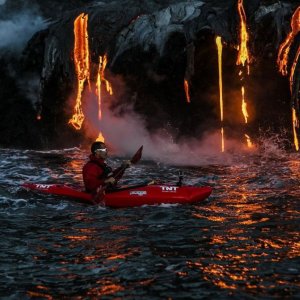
<box><xmin>22</xmin><ymin>182</ymin><xmax>212</xmax><ymax>208</ymax></box>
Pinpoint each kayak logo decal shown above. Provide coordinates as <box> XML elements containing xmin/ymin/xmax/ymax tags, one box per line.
<box><xmin>130</xmin><ymin>191</ymin><xmax>147</xmax><ymax>196</ymax></box>
<box><xmin>36</xmin><ymin>184</ymin><xmax>52</xmax><ymax>189</ymax></box>
<box><xmin>160</xmin><ymin>186</ymin><xmax>178</xmax><ymax>192</ymax></box>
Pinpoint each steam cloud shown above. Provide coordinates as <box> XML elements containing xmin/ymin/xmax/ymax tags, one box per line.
<box><xmin>82</xmin><ymin>86</ymin><xmax>251</xmax><ymax>166</ymax></box>
<box><xmin>0</xmin><ymin>9</ymin><xmax>47</xmax><ymax>53</ymax></box>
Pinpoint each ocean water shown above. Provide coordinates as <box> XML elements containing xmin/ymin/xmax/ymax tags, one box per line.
<box><xmin>0</xmin><ymin>147</ymin><xmax>299</xmax><ymax>299</ymax></box>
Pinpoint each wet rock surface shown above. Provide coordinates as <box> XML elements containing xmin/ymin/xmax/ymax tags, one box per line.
<box><xmin>0</xmin><ymin>0</ymin><xmax>299</xmax><ymax>148</ymax></box>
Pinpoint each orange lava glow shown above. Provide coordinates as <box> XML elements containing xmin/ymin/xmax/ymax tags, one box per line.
<box><xmin>292</xmin><ymin>107</ymin><xmax>299</xmax><ymax>151</ymax></box>
<box><xmin>96</xmin><ymin>132</ymin><xmax>105</xmax><ymax>142</ymax></box>
<box><xmin>216</xmin><ymin>37</ymin><xmax>224</xmax><ymax>122</ymax></box>
<box><xmin>277</xmin><ymin>7</ymin><xmax>300</xmax><ymax>76</ymax></box>
<box><xmin>277</xmin><ymin>7</ymin><xmax>300</xmax><ymax>151</ymax></box>
<box><xmin>221</xmin><ymin>127</ymin><xmax>225</xmax><ymax>153</ymax></box>
<box><xmin>96</xmin><ymin>54</ymin><xmax>113</xmax><ymax>120</ymax></box>
<box><xmin>241</xmin><ymin>86</ymin><xmax>249</xmax><ymax>124</ymax></box>
<box><xmin>184</xmin><ymin>79</ymin><xmax>191</xmax><ymax>103</ymax></box>
<box><xmin>95</xmin><ymin>54</ymin><xmax>114</xmax><ymax>142</ymax></box>
<box><xmin>245</xmin><ymin>134</ymin><xmax>253</xmax><ymax>148</ymax></box>
<box><xmin>69</xmin><ymin>13</ymin><xmax>90</xmax><ymax>130</ymax></box>
<box><xmin>216</xmin><ymin>36</ymin><xmax>225</xmax><ymax>152</ymax></box>
<box><xmin>236</xmin><ymin>0</ymin><xmax>250</xmax><ymax>68</ymax></box>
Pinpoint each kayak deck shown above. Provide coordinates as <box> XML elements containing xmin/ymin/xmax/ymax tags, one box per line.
<box><xmin>22</xmin><ymin>183</ymin><xmax>212</xmax><ymax>208</ymax></box>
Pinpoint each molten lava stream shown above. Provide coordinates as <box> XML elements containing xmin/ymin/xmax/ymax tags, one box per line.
<box><xmin>69</xmin><ymin>13</ymin><xmax>90</xmax><ymax>130</ymax></box>
<box><xmin>277</xmin><ymin>7</ymin><xmax>300</xmax><ymax>151</ymax></box>
<box><xmin>184</xmin><ymin>79</ymin><xmax>191</xmax><ymax>103</ymax></box>
<box><xmin>236</xmin><ymin>0</ymin><xmax>253</xmax><ymax>148</ymax></box>
<box><xmin>277</xmin><ymin>7</ymin><xmax>300</xmax><ymax>76</ymax></box>
<box><xmin>236</xmin><ymin>0</ymin><xmax>250</xmax><ymax>70</ymax></box>
<box><xmin>216</xmin><ymin>36</ymin><xmax>224</xmax><ymax>152</ymax></box>
<box><xmin>95</xmin><ymin>54</ymin><xmax>114</xmax><ymax>142</ymax></box>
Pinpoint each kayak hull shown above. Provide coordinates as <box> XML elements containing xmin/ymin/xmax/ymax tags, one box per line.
<box><xmin>22</xmin><ymin>183</ymin><xmax>212</xmax><ymax>208</ymax></box>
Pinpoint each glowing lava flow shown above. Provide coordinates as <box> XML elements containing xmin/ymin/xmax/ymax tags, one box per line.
<box><xmin>236</xmin><ymin>0</ymin><xmax>252</xmax><ymax>147</ymax></box>
<box><xmin>241</xmin><ymin>86</ymin><xmax>249</xmax><ymax>124</ymax></box>
<box><xmin>277</xmin><ymin>7</ymin><xmax>300</xmax><ymax>76</ymax></box>
<box><xmin>277</xmin><ymin>7</ymin><xmax>300</xmax><ymax>151</ymax></box>
<box><xmin>96</xmin><ymin>54</ymin><xmax>113</xmax><ymax>120</ymax></box>
<box><xmin>289</xmin><ymin>46</ymin><xmax>300</xmax><ymax>151</ymax></box>
<box><xmin>216</xmin><ymin>36</ymin><xmax>225</xmax><ymax>152</ymax></box>
<box><xmin>95</xmin><ymin>54</ymin><xmax>114</xmax><ymax>142</ymax></box>
<box><xmin>69</xmin><ymin>13</ymin><xmax>90</xmax><ymax>130</ymax></box>
<box><xmin>292</xmin><ymin>108</ymin><xmax>299</xmax><ymax>151</ymax></box>
<box><xmin>236</xmin><ymin>0</ymin><xmax>250</xmax><ymax>71</ymax></box>
<box><xmin>96</xmin><ymin>132</ymin><xmax>105</xmax><ymax>142</ymax></box>
<box><xmin>184</xmin><ymin>79</ymin><xmax>191</xmax><ymax>103</ymax></box>
<box><xmin>245</xmin><ymin>134</ymin><xmax>253</xmax><ymax>148</ymax></box>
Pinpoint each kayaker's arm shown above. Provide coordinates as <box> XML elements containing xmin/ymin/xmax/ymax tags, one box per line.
<box><xmin>93</xmin><ymin>146</ymin><xmax>143</xmax><ymax>203</ymax></box>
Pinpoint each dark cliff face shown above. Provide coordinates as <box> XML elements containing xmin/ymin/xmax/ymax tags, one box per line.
<box><xmin>0</xmin><ymin>0</ymin><xmax>299</xmax><ymax>149</ymax></box>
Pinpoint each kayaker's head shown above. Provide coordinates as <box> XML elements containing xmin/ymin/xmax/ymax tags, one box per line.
<box><xmin>91</xmin><ymin>141</ymin><xmax>108</xmax><ymax>159</ymax></box>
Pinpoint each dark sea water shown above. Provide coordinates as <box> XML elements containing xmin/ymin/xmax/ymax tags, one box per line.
<box><xmin>0</xmin><ymin>146</ymin><xmax>299</xmax><ymax>299</ymax></box>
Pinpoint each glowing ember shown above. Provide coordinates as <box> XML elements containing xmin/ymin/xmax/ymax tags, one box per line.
<box><xmin>184</xmin><ymin>79</ymin><xmax>191</xmax><ymax>103</ymax></box>
<box><xmin>69</xmin><ymin>13</ymin><xmax>90</xmax><ymax>130</ymax></box>
<box><xmin>241</xmin><ymin>86</ymin><xmax>249</xmax><ymax>124</ymax></box>
<box><xmin>236</xmin><ymin>0</ymin><xmax>250</xmax><ymax>69</ymax></box>
<box><xmin>96</xmin><ymin>132</ymin><xmax>105</xmax><ymax>142</ymax></box>
<box><xmin>245</xmin><ymin>134</ymin><xmax>253</xmax><ymax>148</ymax></box>
<box><xmin>292</xmin><ymin>108</ymin><xmax>299</xmax><ymax>151</ymax></box>
<box><xmin>277</xmin><ymin>7</ymin><xmax>300</xmax><ymax>76</ymax></box>
<box><xmin>216</xmin><ymin>36</ymin><xmax>225</xmax><ymax>152</ymax></box>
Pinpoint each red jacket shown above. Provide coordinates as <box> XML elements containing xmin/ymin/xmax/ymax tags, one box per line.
<box><xmin>82</xmin><ymin>154</ymin><xmax>125</xmax><ymax>193</ymax></box>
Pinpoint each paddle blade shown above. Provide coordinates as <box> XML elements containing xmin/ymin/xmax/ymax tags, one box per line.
<box><xmin>130</xmin><ymin>145</ymin><xmax>143</xmax><ymax>164</ymax></box>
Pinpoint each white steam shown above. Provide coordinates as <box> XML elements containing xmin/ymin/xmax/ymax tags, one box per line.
<box><xmin>82</xmin><ymin>89</ymin><xmax>254</xmax><ymax>166</ymax></box>
<box><xmin>0</xmin><ymin>10</ymin><xmax>47</xmax><ymax>53</ymax></box>
<box><xmin>0</xmin><ymin>0</ymin><xmax>7</xmax><ymax>5</ymax></box>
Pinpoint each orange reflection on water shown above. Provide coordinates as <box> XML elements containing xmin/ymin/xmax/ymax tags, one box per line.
<box><xmin>63</xmin><ymin>226</ymin><xmax>97</xmax><ymax>242</ymax></box>
<box><xmin>64</xmin><ymin>235</ymin><xmax>90</xmax><ymax>241</ymax></box>
<box><xmin>192</xmin><ymin>213</ymin><xmax>227</xmax><ymax>223</ymax></box>
<box><xmin>239</xmin><ymin>217</ymin><xmax>269</xmax><ymax>225</ymax></box>
<box><xmin>109</xmin><ymin>225</ymin><xmax>129</xmax><ymax>231</ymax></box>
<box><xmin>66</xmin><ymin>159</ymin><xmax>83</xmax><ymax>173</ymax></box>
<box><xmin>27</xmin><ymin>291</ymin><xmax>53</xmax><ymax>299</ymax></box>
<box><xmin>188</xmin><ymin>180</ymin><xmax>299</xmax><ymax>293</ymax></box>
<box><xmin>89</xmin><ymin>280</ymin><xmax>125</xmax><ymax>296</ymax></box>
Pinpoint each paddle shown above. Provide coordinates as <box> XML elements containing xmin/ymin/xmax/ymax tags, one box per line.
<box><xmin>93</xmin><ymin>145</ymin><xmax>143</xmax><ymax>204</ymax></box>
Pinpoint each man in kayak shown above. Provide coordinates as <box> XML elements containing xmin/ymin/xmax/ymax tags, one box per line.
<box><xmin>83</xmin><ymin>141</ymin><xmax>131</xmax><ymax>194</ymax></box>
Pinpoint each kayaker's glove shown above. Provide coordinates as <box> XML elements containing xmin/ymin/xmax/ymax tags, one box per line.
<box><xmin>122</xmin><ymin>160</ymin><xmax>131</xmax><ymax>168</ymax></box>
<box><xmin>105</xmin><ymin>177</ymin><xmax>116</xmax><ymax>185</ymax></box>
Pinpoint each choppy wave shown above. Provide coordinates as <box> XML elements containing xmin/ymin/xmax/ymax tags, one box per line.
<box><xmin>0</xmin><ymin>145</ymin><xmax>299</xmax><ymax>299</ymax></box>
